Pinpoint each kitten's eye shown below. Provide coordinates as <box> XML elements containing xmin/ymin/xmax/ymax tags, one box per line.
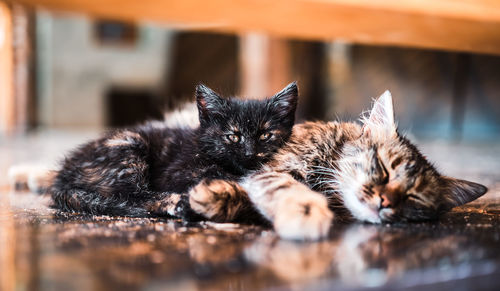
<box><xmin>260</xmin><ymin>132</ymin><xmax>272</xmax><ymax>141</ymax></box>
<box><xmin>381</xmin><ymin>169</ymin><xmax>389</xmax><ymax>184</ymax></box>
<box><xmin>227</xmin><ymin>134</ymin><xmax>240</xmax><ymax>143</ymax></box>
<box><xmin>374</xmin><ymin>155</ymin><xmax>389</xmax><ymax>184</ymax></box>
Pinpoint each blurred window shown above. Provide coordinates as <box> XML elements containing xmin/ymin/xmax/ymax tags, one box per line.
<box><xmin>94</xmin><ymin>20</ymin><xmax>137</xmax><ymax>46</ymax></box>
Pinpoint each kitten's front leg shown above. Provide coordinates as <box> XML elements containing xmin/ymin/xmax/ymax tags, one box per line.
<box><xmin>188</xmin><ymin>179</ymin><xmax>264</xmax><ymax>224</ymax></box>
<box><xmin>243</xmin><ymin>172</ymin><xmax>333</xmax><ymax>240</ymax></box>
<box><xmin>145</xmin><ymin>192</ymin><xmax>204</xmax><ymax>221</ymax></box>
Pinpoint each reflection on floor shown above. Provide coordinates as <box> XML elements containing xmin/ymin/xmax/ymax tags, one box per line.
<box><xmin>1</xmin><ymin>131</ymin><xmax>500</xmax><ymax>291</ymax></box>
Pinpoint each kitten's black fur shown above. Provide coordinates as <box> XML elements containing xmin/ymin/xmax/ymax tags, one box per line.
<box><xmin>50</xmin><ymin>83</ymin><xmax>298</xmax><ymax>221</ymax></box>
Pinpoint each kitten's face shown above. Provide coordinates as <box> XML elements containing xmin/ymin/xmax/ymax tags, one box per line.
<box><xmin>196</xmin><ymin>83</ymin><xmax>298</xmax><ymax>173</ymax></box>
<box><xmin>336</xmin><ymin>91</ymin><xmax>487</xmax><ymax>223</ymax></box>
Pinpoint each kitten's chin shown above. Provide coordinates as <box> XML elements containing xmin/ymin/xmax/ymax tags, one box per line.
<box><xmin>378</xmin><ymin>208</ymin><xmax>395</xmax><ymax>223</ymax></box>
<box><xmin>361</xmin><ymin>213</ymin><xmax>382</xmax><ymax>224</ymax></box>
<box><xmin>240</xmin><ymin>158</ymin><xmax>267</xmax><ymax>172</ymax></box>
<box><xmin>342</xmin><ymin>190</ymin><xmax>381</xmax><ymax>224</ymax></box>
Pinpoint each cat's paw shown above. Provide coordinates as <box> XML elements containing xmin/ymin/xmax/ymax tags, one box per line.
<box><xmin>189</xmin><ymin>179</ymin><xmax>247</xmax><ymax>222</ymax></box>
<box><xmin>8</xmin><ymin>164</ymin><xmax>55</xmax><ymax>193</ymax></box>
<box><xmin>274</xmin><ymin>191</ymin><xmax>333</xmax><ymax>241</ymax></box>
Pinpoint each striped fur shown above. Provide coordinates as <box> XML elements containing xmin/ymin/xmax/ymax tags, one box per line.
<box><xmin>190</xmin><ymin>91</ymin><xmax>488</xmax><ymax>240</ymax></box>
<box><xmin>11</xmin><ymin>83</ymin><xmax>298</xmax><ymax>220</ymax></box>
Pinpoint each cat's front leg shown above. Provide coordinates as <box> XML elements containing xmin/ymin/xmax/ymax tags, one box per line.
<box><xmin>144</xmin><ymin>192</ymin><xmax>204</xmax><ymax>221</ymax></box>
<box><xmin>242</xmin><ymin>172</ymin><xmax>333</xmax><ymax>240</ymax></box>
<box><xmin>188</xmin><ymin>179</ymin><xmax>263</xmax><ymax>223</ymax></box>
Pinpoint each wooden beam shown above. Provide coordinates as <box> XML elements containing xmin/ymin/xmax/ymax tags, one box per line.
<box><xmin>0</xmin><ymin>1</ymin><xmax>15</xmax><ymax>135</ymax></box>
<box><xmin>12</xmin><ymin>0</ymin><xmax>500</xmax><ymax>55</ymax></box>
<box><xmin>240</xmin><ymin>34</ymin><xmax>291</xmax><ymax>98</ymax></box>
<box><xmin>12</xmin><ymin>4</ymin><xmax>35</xmax><ymax>132</ymax></box>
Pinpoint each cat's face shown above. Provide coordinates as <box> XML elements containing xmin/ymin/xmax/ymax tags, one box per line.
<box><xmin>336</xmin><ymin>91</ymin><xmax>487</xmax><ymax>223</ymax></box>
<box><xmin>196</xmin><ymin>83</ymin><xmax>298</xmax><ymax>173</ymax></box>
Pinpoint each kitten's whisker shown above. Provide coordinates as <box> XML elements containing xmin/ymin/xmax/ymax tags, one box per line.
<box><xmin>311</xmin><ymin>178</ymin><xmax>340</xmax><ymax>185</ymax></box>
<box><xmin>308</xmin><ymin>169</ymin><xmax>339</xmax><ymax>177</ymax></box>
<box><xmin>311</xmin><ymin>165</ymin><xmax>339</xmax><ymax>172</ymax></box>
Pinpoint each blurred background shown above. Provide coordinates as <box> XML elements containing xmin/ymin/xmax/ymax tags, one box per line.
<box><xmin>1</xmin><ymin>0</ymin><xmax>499</xmax><ymax>141</ymax></box>
<box><xmin>2</xmin><ymin>2</ymin><xmax>500</xmax><ymax>291</ymax></box>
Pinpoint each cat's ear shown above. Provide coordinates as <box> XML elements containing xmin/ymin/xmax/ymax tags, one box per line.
<box><xmin>440</xmin><ymin>177</ymin><xmax>487</xmax><ymax>210</ymax></box>
<box><xmin>362</xmin><ymin>90</ymin><xmax>396</xmax><ymax>137</ymax></box>
<box><xmin>269</xmin><ymin>82</ymin><xmax>298</xmax><ymax>122</ymax></box>
<box><xmin>196</xmin><ymin>84</ymin><xmax>226</xmax><ymax>122</ymax></box>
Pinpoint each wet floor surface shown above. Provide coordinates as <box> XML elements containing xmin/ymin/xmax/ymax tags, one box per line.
<box><xmin>1</xmin><ymin>132</ymin><xmax>500</xmax><ymax>291</ymax></box>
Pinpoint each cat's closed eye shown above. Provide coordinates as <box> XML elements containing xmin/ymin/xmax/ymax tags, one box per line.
<box><xmin>374</xmin><ymin>155</ymin><xmax>389</xmax><ymax>185</ymax></box>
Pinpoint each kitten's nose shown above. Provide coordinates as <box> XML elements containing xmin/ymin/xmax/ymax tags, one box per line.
<box><xmin>379</xmin><ymin>181</ymin><xmax>403</xmax><ymax>209</ymax></box>
<box><xmin>244</xmin><ymin>149</ymin><xmax>255</xmax><ymax>157</ymax></box>
<box><xmin>379</xmin><ymin>190</ymin><xmax>400</xmax><ymax>209</ymax></box>
<box><xmin>380</xmin><ymin>194</ymin><xmax>392</xmax><ymax>208</ymax></box>
<box><xmin>245</xmin><ymin>145</ymin><xmax>255</xmax><ymax>157</ymax></box>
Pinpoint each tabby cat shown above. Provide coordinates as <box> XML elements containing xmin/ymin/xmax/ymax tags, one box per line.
<box><xmin>187</xmin><ymin>91</ymin><xmax>488</xmax><ymax>240</ymax></box>
<box><xmin>48</xmin><ymin>83</ymin><xmax>298</xmax><ymax>220</ymax></box>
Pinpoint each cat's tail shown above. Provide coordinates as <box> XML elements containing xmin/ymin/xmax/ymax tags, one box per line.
<box><xmin>7</xmin><ymin>164</ymin><xmax>57</xmax><ymax>194</ymax></box>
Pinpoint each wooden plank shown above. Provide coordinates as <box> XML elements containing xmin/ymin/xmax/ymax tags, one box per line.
<box><xmin>0</xmin><ymin>1</ymin><xmax>15</xmax><ymax>135</ymax></box>
<box><xmin>240</xmin><ymin>34</ymin><xmax>291</xmax><ymax>98</ymax></box>
<box><xmin>12</xmin><ymin>0</ymin><xmax>500</xmax><ymax>55</ymax></box>
<box><xmin>12</xmin><ymin>4</ymin><xmax>35</xmax><ymax>132</ymax></box>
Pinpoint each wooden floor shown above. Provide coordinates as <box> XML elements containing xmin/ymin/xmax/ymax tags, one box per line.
<box><xmin>1</xmin><ymin>131</ymin><xmax>500</xmax><ymax>290</ymax></box>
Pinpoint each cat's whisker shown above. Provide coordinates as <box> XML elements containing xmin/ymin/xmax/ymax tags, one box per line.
<box><xmin>308</xmin><ymin>176</ymin><xmax>339</xmax><ymax>185</ymax></box>
<box><xmin>311</xmin><ymin>165</ymin><xmax>339</xmax><ymax>172</ymax></box>
<box><xmin>309</xmin><ymin>173</ymin><xmax>338</xmax><ymax>180</ymax></box>
<box><xmin>308</xmin><ymin>168</ymin><xmax>339</xmax><ymax>177</ymax></box>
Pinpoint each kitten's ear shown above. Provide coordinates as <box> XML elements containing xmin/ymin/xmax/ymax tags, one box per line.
<box><xmin>441</xmin><ymin>177</ymin><xmax>488</xmax><ymax>210</ymax></box>
<box><xmin>196</xmin><ymin>84</ymin><xmax>226</xmax><ymax>122</ymax></box>
<box><xmin>362</xmin><ymin>90</ymin><xmax>396</xmax><ymax>137</ymax></box>
<box><xmin>269</xmin><ymin>81</ymin><xmax>298</xmax><ymax>122</ymax></box>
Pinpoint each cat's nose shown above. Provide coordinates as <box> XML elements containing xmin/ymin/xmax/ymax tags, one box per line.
<box><xmin>244</xmin><ymin>145</ymin><xmax>255</xmax><ymax>157</ymax></box>
<box><xmin>379</xmin><ymin>181</ymin><xmax>402</xmax><ymax>209</ymax></box>
<box><xmin>380</xmin><ymin>194</ymin><xmax>392</xmax><ymax>208</ymax></box>
<box><xmin>379</xmin><ymin>190</ymin><xmax>400</xmax><ymax>208</ymax></box>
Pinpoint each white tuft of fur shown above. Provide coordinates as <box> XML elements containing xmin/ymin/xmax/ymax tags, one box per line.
<box><xmin>372</xmin><ymin>90</ymin><xmax>394</xmax><ymax>124</ymax></box>
<box><xmin>342</xmin><ymin>188</ymin><xmax>381</xmax><ymax>224</ymax></box>
<box><xmin>361</xmin><ymin>90</ymin><xmax>396</xmax><ymax>139</ymax></box>
<box><xmin>335</xmin><ymin>147</ymin><xmax>382</xmax><ymax>223</ymax></box>
<box><xmin>163</xmin><ymin>102</ymin><xmax>199</xmax><ymax>129</ymax></box>
<box><xmin>8</xmin><ymin>164</ymin><xmax>56</xmax><ymax>193</ymax></box>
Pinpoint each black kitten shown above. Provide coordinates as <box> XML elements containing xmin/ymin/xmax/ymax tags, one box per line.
<box><xmin>50</xmin><ymin>83</ymin><xmax>298</xmax><ymax>220</ymax></box>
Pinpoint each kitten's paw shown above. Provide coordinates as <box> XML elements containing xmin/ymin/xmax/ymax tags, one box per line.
<box><xmin>8</xmin><ymin>164</ymin><xmax>55</xmax><ymax>193</ymax></box>
<box><xmin>7</xmin><ymin>165</ymin><xmax>29</xmax><ymax>190</ymax></box>
<box><xmin>146</xmin><ymin>193</ymin><xmax>183</xmax><ymax>216</ymax></box>
<box><xmin>274</xmin><ymin>191</ymin><xmax>333</xmax><ymax>241</ymax></box>
<box><xmin>189</xmin><ymin>180</ymin><xmax>247</xmax><ymax>222</ymax></box>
